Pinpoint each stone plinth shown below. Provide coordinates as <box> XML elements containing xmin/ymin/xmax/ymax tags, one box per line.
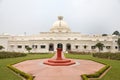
<box><xmin>44</xmin><ymin>48</ymin><xmax>75</xmax><ymax>66</ymax></box>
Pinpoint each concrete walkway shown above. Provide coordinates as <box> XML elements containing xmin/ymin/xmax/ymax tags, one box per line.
<box><xmin>13</xmin><ymin>59</ymin><xmax>104</xmax><ymax>80</ymax></box>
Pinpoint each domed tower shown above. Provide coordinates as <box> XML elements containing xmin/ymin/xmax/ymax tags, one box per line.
<box><xmin>50</xmin><ymin>16</ymin><xmax>71</xmax><ymax>33</ymax></box>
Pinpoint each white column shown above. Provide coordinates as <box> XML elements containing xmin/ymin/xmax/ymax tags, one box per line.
<box><xmin>63</xmin><ymin>43</ymin><xmax>66</xmax><ymax>52</ymax></box>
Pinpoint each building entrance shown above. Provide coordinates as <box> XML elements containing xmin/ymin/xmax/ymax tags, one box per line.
<box><xmin>57</xmin><ymin>43</ymin><xmax>63</xmax><ymax>50</ymax></box>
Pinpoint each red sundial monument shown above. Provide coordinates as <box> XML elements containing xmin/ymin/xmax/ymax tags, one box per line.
<box><xmin>44</xmin><ymin>45</ymin><xmax>75</xmax><ymax>66</ymax></box>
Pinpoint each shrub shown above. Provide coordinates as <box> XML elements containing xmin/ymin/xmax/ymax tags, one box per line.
<box><xmin>0</xmin><ymin>45</ymin><xmax>4</xmax><ymax>50</ymax></box>
<box><xmin>81</xmin><ymin>64</ymin><xmax>110</xmax><ymax>80</ymax></box>
<box><xmin>0</xmin><ymin>52</ymin><xmax>27</xmax><ymax>59</ymax></box>
<box><xmin>68</xmin><ymin>51</ymin><xmax>91</xmax><ymax>55</ymax></box>
<box><xmin>25</xmin><ymin>46</ymin><xmax>32</xmax><ymax>53</ymax></box>
<box><xmin>7</xmin><ymin>65</ymin><xmax>33</xmax><ymax>80</ymax></box>
<box><xmin>93</xmin><ymin>52</ymin><xmax>120</xmax><ymax>60</ymax></box>
<box><xmin>29</xmin><ymin>52</ymin><xmax>50</xmax><ymax>54</ymax></box>
<box><xmin>81</xmin><ymin>74</ymin><xmax>88</xmax><ymax>80</ymax></box>
<box><xmin>110</xmin><ymin>53</ymin><xmax>120</xmax><ymax>60</ymax></box>
<box><xmin>86</xmin><ymin>65</ymin><xmax>110</xmax><ymax>78</ymax></box>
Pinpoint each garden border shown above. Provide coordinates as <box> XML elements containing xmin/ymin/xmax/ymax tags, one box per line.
<box><xmin>7</xmin><ymin>64</ymin><xmax>34</xmax><ymax>80</ymax></box>
<box><xmin>81</xmin><ymin>59</ymin><xmax>111</xmax><ymax>80</ymax></box>
<box><xmin>7</xmin><ymin>57</ymin><xmax>110</xmax><ymax>80</ymax></box>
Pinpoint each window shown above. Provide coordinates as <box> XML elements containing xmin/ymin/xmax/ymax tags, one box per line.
<box><xmin>41</xmin><ymin>45</ymin><xmax>46</xmax><ymax>49</ymax></box>
<box><xmin>115</xmin><ymin>46</ymin><xmax>118</xmax><ymax>49</ymax></box>
<box><xmin>91</xmin><ymin>46</ymin><xmax>96</xmax><ymax>49</ymax></box>
<box><xmin>74</xmin><ymin>38</ymin><xmax>77</xmax><ymax>40</ymax></box>
<box><xmin>35</xmin><ymin>45</ymin><xmax>37</xmax><ymax>48</ymax></box>
<box><xmin>49</xmin><ymin>44</ymin><xmax>54</xmax><ymax>51</ymax></box>
<box><xmin>104</xmin><ymin>40</ymin><xmax>106</xmax><ymax>41</ymax></box>
<box><xmin>32</xmin><ymin>45</ymin><xmax>37</xmax><ymax>49</ymax></box>
<box><xmin>25</xmin><ymin>45</ymin><xmax>29</xmax><ymax>48</ymax></box>
<box><xmin>10</xmin><ymin>45</ymin><xmax>14</xmax><ymax>48</ymax></box>
<box><xmin>106</xmin><ymin>46</ymin><xmax>111</xmax><ymax>49</ymax></box>
<box><xmin>97</xmin><ymin>39</ymin><xmax>99</xmax><ymax>41</ymax></box>
<box><xmin>18</xmin><ymin>45</ymin><xmax>22</xmax><ymax>48</ymax></box>
<box><xmin>115</xmin><ymin>40</ymin><xmax>117</xmax><ymax>42</ymax></box>
<box><xmin>75</xmin><ymin>45</ymin><xmax>78</xmax><ymax>49</ymax></box>
<box><xmin>84</xmin><ymin>45</ymin><xmax>87</xmax><ymax>49</ymax></box>
<box><xmin>50</xmin><ymin>38</ymin><xmax>53</xmax><ymax>40</ymax></box>
<box><xmin>68</xmin><ymin>38</ymin><xmax>70</xmax><ymax>40</ymax></box>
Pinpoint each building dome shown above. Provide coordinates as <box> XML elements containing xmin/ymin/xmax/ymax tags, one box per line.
<box><xmin>50</xmin><ymin>16</ymin><xmax>71</xmax><ymax>32</ymax></box>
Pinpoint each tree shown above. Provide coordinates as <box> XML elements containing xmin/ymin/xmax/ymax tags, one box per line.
<box><xmin>25</xmin><ymin>46</ymin><xmax>32</xmax><ymax>53</ymax></box>
<box><xmin>112</xmin><ymin>31</ymin><xmax>120</xmax><ymax>36</ymax></box>
<box><xmin>117</xmin><ymin>38</ymin><xmax>120</xmax><ymax>51</ymax></box>
<box><xmin>102</xmin><ymin>34</ymin><xmax>108</xmax><ymax>36</ymax></box>
<box><xmin>95</xmin><ymin>42</ymin><xmax>104</xmax><ymax>52</ymax></box>
<box><xmin>0</xmin><ymin>45</ymin><xmax>4</xmax><ymax>50</ymax></box>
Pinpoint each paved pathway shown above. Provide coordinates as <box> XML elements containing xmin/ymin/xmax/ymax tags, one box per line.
<box><xmin>13</xmin><ymin>59</ymin><xmax>104</xmax><ymax>80</ymax></box>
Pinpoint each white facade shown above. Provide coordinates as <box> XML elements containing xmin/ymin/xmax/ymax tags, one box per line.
<box><xmin>0</xmin><ymin>16</ymin><xmax>119</xmax><ymax>53</ymax></box>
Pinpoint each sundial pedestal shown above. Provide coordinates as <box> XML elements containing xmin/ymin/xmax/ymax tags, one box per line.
<box><xmin>44</xmin><ymin>48</ymin><xmax>75</xmax><ymax>66</ymax></box>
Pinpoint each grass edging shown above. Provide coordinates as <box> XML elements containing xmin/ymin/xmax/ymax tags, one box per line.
<box><xmin>5</xmin><ymin>54</ymin><xmax>54</xmax><ymax>80</ymax></box>
<box><xmin>7</xmin><ymin>64</ymin><xmax>34</xmax><ymax>80</ymax></box>
<box><xmin>81</xmin><ymin>64</ymin><xmax>110</xmax><ymax>80</ymax></box>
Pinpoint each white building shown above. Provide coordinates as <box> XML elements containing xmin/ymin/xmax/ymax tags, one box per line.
<box><xmin>0</xmin><ymin>16</ymin><xmax>119</xmax><ymax>53</ymax></box>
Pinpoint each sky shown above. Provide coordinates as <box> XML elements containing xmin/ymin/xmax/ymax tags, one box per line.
<box><xmin>0</xmin><ymin>0</ymin><xmax>120</xmax><ymax>35</ymax></box>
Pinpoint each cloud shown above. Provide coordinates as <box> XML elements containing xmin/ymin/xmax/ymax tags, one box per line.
<box><xmin>0</xmin><ymin>0</ymin><xmax>120</xmax><ymax>35</ymax></box>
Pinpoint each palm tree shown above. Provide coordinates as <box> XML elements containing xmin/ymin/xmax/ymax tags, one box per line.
<box><xmin>117</xmin><ymin>38</ymin><xmax>120</xmax><ymax>51</ymax></box>
<box><xmin>0</xmin><ymin>45</ymin><xmax>4</xmax><ymax>51</ymax></box>
<box><xmin>95</xmin><ymin>42</ymin><xmax>104</xmax><ymax>52</ymax></box>
<box><xmin>112</xmin><ymin>31</ymin><xmax>120</xmax><ymax>36</ymax></box>
<box><xmin>25</xmin><ymin>46</ymin><xmax>32</xmax><ymax>53</ymax></box>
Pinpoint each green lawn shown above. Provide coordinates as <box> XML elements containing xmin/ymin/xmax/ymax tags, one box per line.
<box><xmin>0</xmin><ymin>53</ymin><xmax>54</xmax><ymax>80</ymax></box>
<box><xmin>0</xmin><ymin>53</ymin><xmax>120</xmax><ymax>80</ymax></box>
<box><xmin>65</xmin><ymin>54</ymin><xmax>120</xmax><ymax>80</ymax></box>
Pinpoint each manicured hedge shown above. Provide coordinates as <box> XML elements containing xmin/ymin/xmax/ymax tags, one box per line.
<box><xmin>93</xmin><ymin>52</ymin><xmax>120</xmax><ymax>60</ymax></box>
<box><xmin>81</xmin><ymin>74</ymin><xmax>88</xmax><ymax>80</ymax></box>
<box><xmin>29</xmin><ymin>52</ymin><xmax>50</xmax><ymax>54</ymax></box>
<box><xmin>68</xmin><ymin>51</ymin><xmax>91</xmax><ymax>55</ymax></box>
<box><xmin>87</xmin><ymin>65</ymin><xmax>110</xmax><ymax>78</ymax></box>
<box><xmin>7</xmin><ymin>65</ymin><xmax>33</xmax><ymax>80</ymax></box>
<box><xmin>0</xmin><ymin>52</ymin><xmax>27</xmax><ymax>59</ymax></box>
<box><xmin>81</xmin><ymin>64</ymin><xmax>110</xmax><ymax>80</ymax></box>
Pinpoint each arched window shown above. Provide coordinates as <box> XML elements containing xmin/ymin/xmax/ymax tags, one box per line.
<box><xmin>49</xmin><ymin>43</ymin><xmax>54</xmax><ymax>51</ymax></box>
<box><xmin>66</xmin><ymin>43</ymin><xmax>71</xmax><ymax>51</ymax></box>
